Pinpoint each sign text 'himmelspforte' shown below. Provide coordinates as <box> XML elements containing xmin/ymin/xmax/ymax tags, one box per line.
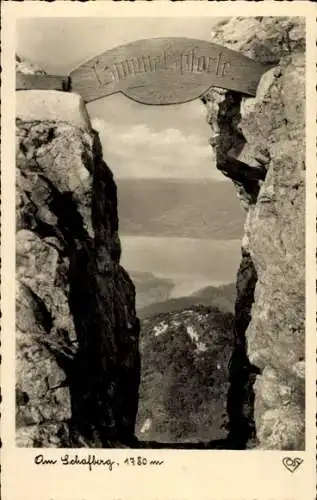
<box><xmin>70</xmin><ymin>38</ymin><xmax>268</xmax><ymax>105</ymax></box>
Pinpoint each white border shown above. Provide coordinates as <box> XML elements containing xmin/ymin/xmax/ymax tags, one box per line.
<box><xmin>1</xmin><ymin>3</ymin><xmax>316</xmax><ymax>500</ymax></box>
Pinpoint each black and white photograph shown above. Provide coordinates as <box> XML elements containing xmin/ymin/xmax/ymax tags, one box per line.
<box><xmin>1</xmin><ymin>2</ymin><xmax>316</xmax><ymax>500</ymax></box>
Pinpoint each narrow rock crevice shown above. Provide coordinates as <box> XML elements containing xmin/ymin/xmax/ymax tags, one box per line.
<box><xmin>227</xmin><ymin>252</ymin><xmax>259</xmax><ymax>449</ymax></box>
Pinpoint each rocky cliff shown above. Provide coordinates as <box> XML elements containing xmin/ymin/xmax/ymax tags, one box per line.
<box><xmin>205</xmin><ymin>16</ymin><xmax>305</xmax><ymax>449</ymax></box>
<box><xmin>16</xmin><ymin>82</ymin><xmax>140</xmax><ymax>447</ymax></box>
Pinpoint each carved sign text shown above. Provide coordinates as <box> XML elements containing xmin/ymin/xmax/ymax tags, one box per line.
<box><xmin>70</xmin><ymin>38</ymin><xmax>268</xmax><ymax>105</ymax></box>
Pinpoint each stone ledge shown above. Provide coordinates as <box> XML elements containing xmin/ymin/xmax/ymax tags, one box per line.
<box><xmin>16</xmin><ymin>90</ymin><xmax>91</xmax><ymax>130</ymax></box>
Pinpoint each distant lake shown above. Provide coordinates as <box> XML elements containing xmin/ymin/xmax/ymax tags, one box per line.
<box><xmin>120</xmin><ymin>236</ymin><xmax>241</xmax><ymax>299</ymax></box>
<box><xmin>117</xmin><ymin>179</ymin><xmax>244</xmax><ymax>307</ymax></box>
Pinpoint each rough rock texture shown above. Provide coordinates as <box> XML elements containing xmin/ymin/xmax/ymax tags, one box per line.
<box><xmin>16</xmin><ymin>93</ymin><xmax>140</xmax><ymax>447</ymax></box>
<box><xmin>205</xmin><ymin>16</ymin><xmax>305</xmax><ymax>449</ymax></box>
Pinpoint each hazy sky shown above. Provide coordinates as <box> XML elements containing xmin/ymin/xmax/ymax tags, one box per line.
<box><xmin>17</xmin><ymin>17</ymin><xmax>228</xmax><ymax>181</ymax></box>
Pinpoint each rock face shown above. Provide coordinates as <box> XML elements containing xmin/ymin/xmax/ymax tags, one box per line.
<box><xmin>16</xmin><ymin>86</ymin><xmax>140</xmax><ymax>446</ymax></box>
<box><xmin>206</xmin><ymin>16</ymin><xmax>305</xmax><ymax>449</ymax></box>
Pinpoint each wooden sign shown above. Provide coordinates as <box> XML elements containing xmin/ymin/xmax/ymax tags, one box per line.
<box><xmin>70</xmin><ymin>38</ymin><xmax>268</xmax><ymax>105</ymax></box>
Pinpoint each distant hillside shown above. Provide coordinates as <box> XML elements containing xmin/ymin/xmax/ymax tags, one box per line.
<box><xmin>136</xmin><ymin>305</ymin><xmax>234</xmax><ymax>443</ymax></box>
<box><xmin>191</xmin><ymin>282</ymin><xmax>237</xmax><ymax>309</ymax></box>
<box><xmin>138</xmin><ymin>282</ymin><xmax>236</xmax><ymax>318</ymax></box>
<box><xmin>129</xmin><ymin>271</ymin><xmax>175</xmax><ymax>310</ymax></box>
<box><xmin>117</xmin><ymin>178</ymin><xmax>245</xmax><ymax>240</ymax></box>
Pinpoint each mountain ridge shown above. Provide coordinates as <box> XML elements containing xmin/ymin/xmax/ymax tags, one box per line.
<box><xmin>138</xmin><ymin>282</ymin><xmax>236</xmax><ymax>318</ymax></box>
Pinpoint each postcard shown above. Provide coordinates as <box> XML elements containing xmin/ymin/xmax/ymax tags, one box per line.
<box><xmin>1</xmin><ymin>1</ymin><xmax>316</xmax><ymax>499</ymax></box>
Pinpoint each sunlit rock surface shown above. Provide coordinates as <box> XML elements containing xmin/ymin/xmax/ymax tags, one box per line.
<box><xmin>15</xmin><ymin>16</ymin><xmax>305</xmax><ymax>450</ymax></box>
